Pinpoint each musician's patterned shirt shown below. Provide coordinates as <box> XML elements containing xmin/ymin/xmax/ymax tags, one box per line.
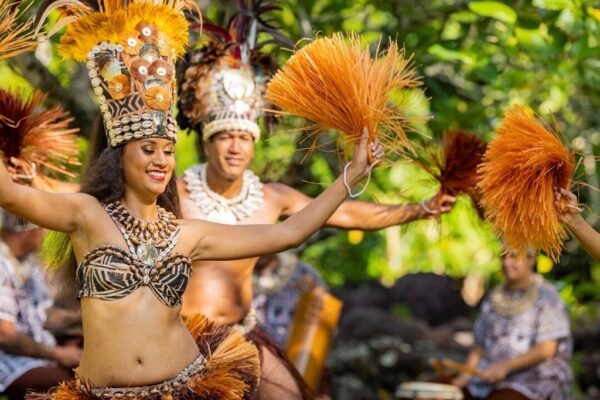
<box><xmin>0</xmin><ymin>241</ymin><xmax>55</xmax><ymax>391</ymax></box>
<box><xmin>254</xmin><ymin>262</ymin><xmax>325</xmax><ymax>348</ymax></box>
<box><xmin>468</xmin><ymin>282</ymin><xmax>572</xmax><ymax>400</ymax></box>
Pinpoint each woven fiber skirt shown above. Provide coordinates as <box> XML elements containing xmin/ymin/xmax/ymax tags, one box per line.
<box><xmin>26</xmin><ymin>314</ymin><xmax>260</xmax><ymax>400</ymax></box>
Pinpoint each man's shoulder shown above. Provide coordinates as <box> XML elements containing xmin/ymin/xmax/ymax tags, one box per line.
<box><xmin>177</xmin><ymin>164</ymin><xmax>203</xmax><ymax>195</ymax></box>
<box><xmin>264</xmin><ymin>181</ymin><xmax>293</xmax><ymax>194</ymax></box>
<box><xmin>263</xmin><ymin>182</ymin><xmax>303</xmax><ymax>204</ymax></box>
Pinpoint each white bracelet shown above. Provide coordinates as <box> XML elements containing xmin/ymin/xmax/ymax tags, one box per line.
<box><xmin>343</xmin><ymin>160</ymin><xmax>379</xmax><ymax>198</ymax></box>
<box><xmin>12</xmin><ymin>163</ymin><xmax>37</xmax><ymax>182</ymax></box>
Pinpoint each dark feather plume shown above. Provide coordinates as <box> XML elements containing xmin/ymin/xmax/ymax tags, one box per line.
<box><xmin>177</xmin><ymin>0</ymin><xmax>292</xmax><ymax>134</ymax></box>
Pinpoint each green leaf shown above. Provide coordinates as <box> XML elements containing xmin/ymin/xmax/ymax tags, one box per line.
<box><xmin>582</xmin><ymin>59</ymin><xmax>600</xmax><ymax>90</ymax></box>
<box><xmin>428</xmin><ymin>44</ymin><xmax>475</xmax><ymax>65</ymax></box>
<box><xmin>441</xmin><ymin>20</ymin><xmax>462</xmax><ymax>40</ymax></box>
<box><xmin>468</xmin><ymin>1</ymin><xmax>517</xmax><ymax>24</ymax></box>
<box><xmin>515</xmin><ymin>27</ymin><xmax>550</xmax><ymax>53</ymax></box>
<box><xmin>532</xmin><ymin>0</ymin><xmax>574</xmax><ymax>11</ymax></box>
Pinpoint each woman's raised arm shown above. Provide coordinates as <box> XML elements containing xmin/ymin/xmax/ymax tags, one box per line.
<box><xmin>0</xmin><ymin>160</ymin><xmax>90</xmax><ymax>233</ymax></box>
<box><xmin>557</xmin><ymin>188</ymin><xmax>600</xmax><ymax>262</ymax></box>
<box><xmin>187</xmin><ymin>129</ymin><xmax>383</xmax><ymax>261</ymax></box>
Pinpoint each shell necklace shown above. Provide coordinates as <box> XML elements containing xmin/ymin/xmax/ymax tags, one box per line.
<box><xmin>104</xmin><ymin>201</ymin><xmax>179</xmax><ymax>266</ymax></box>
<box><xmin>490</xmin><ymin>274</ymin><xmax>542</xmax><ymax>317</ymax></box>
<box><xmin>183</xmin><ymin>163</ymin><xmax>264</xmax><ymax>224</ymax></box>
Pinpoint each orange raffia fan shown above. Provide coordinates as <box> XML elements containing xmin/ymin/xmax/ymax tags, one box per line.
<box><xmin>265</xmin><ymin>32</ymin><xmax>421</xmax><ymax>164</ymax></box>
<box><xmin>0</xmin><ymin>1</ymin><xmax>37</xmax><ymax>62</ymax></box>
<box><xmin>478</xmin><ymin>105</ymin><xmax>575</xmax><ymax>261</ymax></box>
<box><xmin>0</xmin><ymin>89</ymin><xmax>80</xmax><ymax>180</ymax></box>
<box><xmin>1</xmin><ymin>1</ymin><xmax>38</xmax><ymax>125</ymax></box>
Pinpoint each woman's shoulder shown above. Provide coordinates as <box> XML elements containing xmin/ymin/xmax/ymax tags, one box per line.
<box><xmin>538</xmin><ymin>280</ymin><xmax>563</xmax><ymax>305</ymax></box>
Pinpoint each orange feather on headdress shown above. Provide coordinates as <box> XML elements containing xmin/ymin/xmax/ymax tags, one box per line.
<box><xmin>0</xmin><ymin>89</ymin><xmax>80</xmax><ymax>179</ymax></box>
<box><xmin>478</xmin><ymin>105</ymin><xmax>575</xmax><ymax>261</ymax></box>
<box><xmin>265</xmin><ymin>33</ymin><xmax>421</xmax><ymax>163</ymax></box>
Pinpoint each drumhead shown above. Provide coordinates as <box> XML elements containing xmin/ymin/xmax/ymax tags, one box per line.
<box><xmin>395</xmin><ymin>381</ymin><xmax>464</xmax><ymax>399</ymax></box>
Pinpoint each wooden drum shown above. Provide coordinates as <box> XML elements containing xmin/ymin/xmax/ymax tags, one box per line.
<box><xmin>395</xmin><ymin>382</ymin><xmax>464</xmax><ymax>400</ymax></box>
<box><xmin>286</xmin><ymin>287</ymin><xmax>342</xmax><ymax>392</ymax></box>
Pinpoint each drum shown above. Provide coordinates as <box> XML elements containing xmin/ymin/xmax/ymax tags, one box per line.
<box><xmin>395</xmin><ymin>381</ymin><xmax>464</xmax><ymax>400</ymax></box>
<box><xmin>286</xmin><ymin>287</ymin><xmax>342</xmax><ymax>392</ymax></box>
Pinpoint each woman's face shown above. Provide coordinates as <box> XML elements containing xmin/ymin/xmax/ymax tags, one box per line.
<box><xmin>122</xmin><ymin>138</ymin><xmax>175</xmax><ymax>198</ymax></box>
<box><xmin>501</xmin><ymin>252</ymin><xmax>535</xmax><ymax>286</ymax></box>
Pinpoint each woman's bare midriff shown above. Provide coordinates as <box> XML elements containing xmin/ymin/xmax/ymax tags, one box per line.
<box><xmin>77</xmin><ymin>289</ymin><xmax>199</xmax><ymax>387</ymax></box>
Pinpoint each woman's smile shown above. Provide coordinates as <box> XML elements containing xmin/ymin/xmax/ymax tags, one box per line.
<box><xmin>147</xmin><ymin>169</ymin><xmax>167</xmax><ymax>183</ymax></box>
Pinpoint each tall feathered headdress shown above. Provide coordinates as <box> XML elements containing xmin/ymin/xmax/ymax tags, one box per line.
<box><xmin>0</xmin><ymin>89</ymin><xmax>80</xmax><ymax>180</ymax></box>
<box><xmin>478</xmin><ymin>105</ymin><xmax>575</xmax><ymax>261</ymax></box>
<box><xmin>36</xmin><ymin>0</ymin><xmax>199</xmax><ymax>147</ymax></box>
<box><xmin>0</xmin><ymin>1</ymin><xmax>37</xmax><ymax>62</ymax></box>
<box><xmin>177</xmin><ymin>0</ymin><xmax>293</xmax><ymax>141</ymax></box>
<box><xmin>265</xmin><ymin>33</ymin><xmax>422</xmax><ymax>163</ymax></box>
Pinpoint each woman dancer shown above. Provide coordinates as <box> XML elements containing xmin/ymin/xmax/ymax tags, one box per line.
<box><xmin>0</xmin><ymin>120</ymin><xmax>379</xmax><ymax>400</ymax></box>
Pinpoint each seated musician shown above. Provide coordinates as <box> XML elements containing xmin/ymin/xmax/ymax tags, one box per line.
<box><xmin>453</xmin><ymin>249</ymin><xmax>573</xmax><ymax>400</ymax></box>
<box><xmin>0</xmin><ymin>211</ymin><xmax>81</xmax><ymax>400</ymax></box>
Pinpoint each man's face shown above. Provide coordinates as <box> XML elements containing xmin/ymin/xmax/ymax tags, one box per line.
<box><xmin>501</xmin><ymin>252</ymin><xmax>535</xmax><ymax>284</ymax></box>
<box><xmin>203</xmin><ymin>130</ymin><xmax>255</xmax><ymax>180</ymax></box>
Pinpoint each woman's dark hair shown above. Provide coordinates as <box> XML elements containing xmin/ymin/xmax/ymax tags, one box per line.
<box><xmin>53</xmin><ymin>116</ymin><xmax>181</xmax><ymax>299</ymax></box>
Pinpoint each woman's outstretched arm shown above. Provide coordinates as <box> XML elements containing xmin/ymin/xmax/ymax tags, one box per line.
<box><xmin>188</xmin><ymin>129</ymin><xmax>382</xmax><ymax>261</ymax></box>
<box><xmin>557</xmin><ymin>188</ymin><xmax>600</xmax><ymax>262</ymax></box>
<box><xmin>0</xmin><ymin>160</ymin><xmax>89</xmax><ymax>233</ymax></box>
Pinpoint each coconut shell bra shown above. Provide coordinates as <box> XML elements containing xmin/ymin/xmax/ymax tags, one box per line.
<box><xmin>76</xmin><ymin>202</ymin><xmax>191</xmax><ymax>308</ymax></box>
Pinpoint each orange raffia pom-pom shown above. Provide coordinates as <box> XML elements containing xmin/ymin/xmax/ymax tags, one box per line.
<box><xmin>478</xmin><ymin>105</ymin><xmax>575</xmax><ymax>261</ymax></box>
<box><xmin>265</xmin><ymin>32</ymin><xmax>422</xmax><ymax>163</ymax></box>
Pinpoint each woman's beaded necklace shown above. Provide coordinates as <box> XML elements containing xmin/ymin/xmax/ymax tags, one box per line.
<box><xmin>490</xmin><ymin>274</ymin><xmax>542</xmax><ymax>317</ymax></box>
<box><xmin>104</xmin><ymin>201</ymin><xmax>179</xmax><ymax>265</ymax></box>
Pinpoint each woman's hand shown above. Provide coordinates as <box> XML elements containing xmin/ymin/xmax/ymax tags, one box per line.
<box><xmin>480</xmin><ymin>361</ymin><xmax>510</xmax><ymax>383</ymax></box>
<box><xmin>555</xmin><ymin>187</ymin><xmax>583</xmax><ymax>227</ymax></box>
<box><xmin>345</xmin><ymin>128</ymin><xmax>384</xmax><ymax>188</ymax></box>
<box><xmin>451</xmin><ymin>373</ymin><xmax>471</xmax><ymax>388</ymax></box>
<box><xmin>53</xmin><ymin>345</ymin><xmax>82</xmax><ymax>367</ymax></box>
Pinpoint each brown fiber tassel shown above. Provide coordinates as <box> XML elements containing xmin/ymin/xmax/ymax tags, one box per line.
<box><xmin>478</xmin><ymin>105</ymin><xmax>575</xmax><ymax>261</ymax></box>
<box><xmin>265</xmin><ymin>33</ymin><xmax>421</xmax><ymax>164</ymax></box>
<box><xmin>419</xmin><ymin>130</ymin><xmax>487</xmax><ymax>198</ymax></box>
<box><xmin>0</xmin><ymin>89</ymin><xmax>80</xmax><ymax>179</ymax></box>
